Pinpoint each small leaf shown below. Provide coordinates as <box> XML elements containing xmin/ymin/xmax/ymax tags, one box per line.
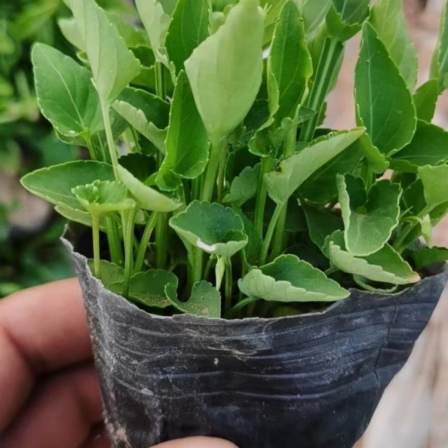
<box><xmin>411</xmin><ymin>246</ymin><xmax>448</xmax><ymax>270</ymax></box>
<box><xmin>32</xmin><ymin>43</ymin><xmax>102</xmax><ymax>139</ymax></box>
<box><xmin>328</xmin><ymin>231</ymin><xmax>420</xmax><ymax>285</ymax></box>
<box><xmin>129</xmin><ymin>270</ymin><xmax>177</xmax><ymax>308</ymax></box>
<box><xmin>117</xmin><ymin>161</ymin><xmax>182</xmax><ymax>213</ymax></box>
<box><xmin>355</xmin><ymin>23</ymin><xmax>416</xmax><ymax>155</ymax></box>
<box><xmin>337</xmin><ymin>175</ymin><xmax>401</xmax><ymax>256</ymax></box>
<box><xmin>73</xmin><ymin>180</ymin><xmax>135</xmax><ymax>214</ymax></box>
<box><xmin>267</xmin><ymin>1</ymin><xmax>313</xmax><ymax>121</ymax></box>
<box><xmin>224</xmin><ymin>164</ymin><xmax>259</xmax><ymax>207</ymax></box>
<box><xmin>89</xmin><ymin>260</ymin><xmax>124</xmax><ymax>292</ymax></box>
<box><xmin>165</xmin><ymin>280</ymin><xmax>221</xmax><ymax>317</ymax></box>
<box><xmin>55</xmin><ymin>205</ymin><xmax>93</xmax><ymax>228</ymax></box>
<box><xmin>169</xmin><ymin>201</ymin><xmax>248</xmax><ymax>257</ymax></box>
<box><xmin>332</xmin><ymin>0</ymin><xmax>370</xmax><ymax>25</ymax></box>
<box><xmin>166</xmin><ymin>0</ymin><xmax>209</xmax><ymax>73</ymax></box>
<box><xmin>265</xmin><ymin>128</ymin><xmax>364</xmax><ymax>205</ymax></box>
<box><xmin>370</xmin><ymin>0</ymin><xmax>418</xmax><ymax>89</ymax></box>
<box><xmin>418</xmin><ymin>165</ymin><xmax>448</xmax><ymax>211</ymax></box>
<box><xmin>303</xmin><ymin>204</ymin><xmax>343</xmax><ymax>251</ymax></box>
<box><xmin>21</xmin><ymin>161</ymin><xmax>114</xmax><ymax>210</ymax></box>
<box><xmin>238</xmin><ymin>254</ymin><xmax>349</xmax><ymax>303</ymax></box>
<box><xmin>414</xmin><ymin>79</ymin><xmax>440</xmax><ymax>122</ymax></box>
<box><xmin>113</xmin><ymin>87</ymin><xmax>169</xmax><ymax>152</ymax></box>
<box><xmin>68</xmin><ymin>0</ymin><xmax>141</xmax><ymax>103</ymax></box>
<box><xmin>296</xmin><ymin>0</ymin><xmax>332</xmax><ymax>38</ymax></box>
<box><xmin>392</xmin><ymin>121</ymin><xmax>448</xmax><ymax>172</ymax></box>
<box><xmin>135</xmin><ymin>0</ymin><xmax>171</xmax><ymax>66</ymax></box>
<box><xmin>157</xmin><ymin>71</ymin><xmax>209</xmax><ymax>189</ymax></box>
<box><xmin>185</xmin><ymin>0</ymin><xmax>265</xmax><ymax>142</ymax></box>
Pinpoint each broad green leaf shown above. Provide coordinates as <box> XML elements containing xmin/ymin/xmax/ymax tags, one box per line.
<box><xmin>166</xmin><ymin>0</ymin><xmax>209</xmax><ymax>73</ymax></box>
<box><xmin>73</xmin><ymin>180</ymin><xmax>135</xmax><ymax>214</ymax></box>
<box><xmin>89</xmin><ymin>260</ymin><xmax>124</xmax><ymax>291</ymax></box>
<box><xmin>267</xmin><ymin>1</ymin><xmax>313</xmax><ymax>121</ymax></box>
<box><xmin>392</xmin><ymin>121</ymin><xmax>448</xmax><ymax>172</ymax></box>
<box><xmin>355</xmin><ymin>24</ymin><xmax>416</xmax><ymax>155</ymax></box>
<box><xmin>185</xmin><ymin>0</ymin><xmax>265</xmax><ymax>142</ymax></box>
<box><xmin>129</xmin><ymin>270</ymin><xmax>177</xmax><ymax>308</ymax></box>
<box><xmin>117</xmin><ymin>163</ymin><xmax>182</xmax><ymax>213</ymax></box>
<box><xmin>337</xmin><ymin>175</ymin><xmax>401</xmax><ymax>256</ymax></box>
<box><xmin>299</xmin><ymin>137</ymin><xmax>364</xmax><ymax>204</ymax></box>
<box><xmin>431</xmin><ymin>0</ymin><xmax>448</xmax><ymax>90</ymax></box>
<box><xmin>157</xmin><ymin>71</ymin><xmax>209</xmax><ymax>189</ymax></box>
<box><xmin>303</xmin><ymin>204</ymin><xmax>343</xmax><ymax>251</ymax></box>
<box><xmin>113</xmin><ymin>87</ymin><xmax>169</xmax><ymax>152</ymax></box>
<box><xmin>223</xmin><ymin>164</ymin><xmax>259</xmax><ymax>207</ymax></box>
<box><xmin>328</xmin><ymin>231</ymin><xmax>420</xmax><ymax>285</ymax></box>
<box><xmin>418</xmin><ymin>165</ymin><xmax>448</xmax><ymax>211</ymax></box>
<box><xmin>135</xmin><ymin>0</ymin><xmax>171</xmax><ymax>66</ymax></box>
<box><xmin>32</xmin><ymin>43</ymin><xmax>102</xmax><ymax>139</ymax></box>
<box><xmin>238</xmin><ymin>254</ymin><xmax>349</xmax><ymax>303</ymax></box>
<box><xmin>169</xmin><ymin>201</ymin><xmax>248</xmax><ymax>257</ymax></box>
<box><xmin>265</xmin><ymin>128</ymin><xmax>364</xmax><ymax>205</ymax></box>
<box><xmin>165</xmin><ymin>280</ymin><xmax>221</xmax><ymax>318</ymax></box>
<box><xmin>68</xmin><ymin>0</ymin><xmax>141</xmax><ymax>103</ymax></box>
<box><xmin>414</xmin><ymin>80</ymin><xmax>440</xmax><ymax>122</ymax></box>
<box><xmin>370</xmin><ymin>0</ymin><xmax>418</xmax><ymax>89</ymax></box>
<box><xmin>58</xmin><ymin>18</ymin><xmax>84</xmax><ymax>50</ymax></box>
<box><xmin>411</xmin><ymin>247</ymin><xmax>448</xmax><ymax>270</ymax></box>
<box><xmin>296</xmin><ymin>0</ymin><xmax>332</xmax><ymax>38</ymax></box>
<box><xmin>56</xmin><ymin>205</ymin><xmax>93</xmax><ymax>227</ymax></box>
<box><xmin>21</xmin><ymin>161</ymin><xmax>114</xmax><ymax>210</ymax></box>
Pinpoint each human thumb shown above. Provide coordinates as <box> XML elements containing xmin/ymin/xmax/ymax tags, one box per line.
<box><xmin>151</xmin><ymin>436</ymin><xmax>238</xmax><ymax>448</ymax></box>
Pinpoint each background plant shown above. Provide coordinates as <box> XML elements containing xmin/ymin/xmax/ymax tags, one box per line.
<box><xmin>22</xmin><ymin>0</ymin><xmax>448</xmax><ymax>318</ymax></box>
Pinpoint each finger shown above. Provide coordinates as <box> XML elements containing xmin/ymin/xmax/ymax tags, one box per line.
<box><xmin>152</xmin><ymin>437</ymin><xmax>238</xmax><ymax>448</ymax></box>
<box><xmin>82</xmin><ymin>427</ymin><xmax>111</xmax><ymax>448</ymax></box>
<box><xmin>2</xmin><ymin>364</ymin><xmax>103</xmax><ymax>448</ymax></box>
<box><xmin>0</xmin><ymin>279</ymin><xmax>91</xmax><ymax>430</ymax></box>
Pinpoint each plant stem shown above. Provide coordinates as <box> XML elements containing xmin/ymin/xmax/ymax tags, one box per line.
<box><xmin>122</xmin><ymin>208</ymin><xmax>136</xmax><ymax>296</ymax></box>
<box><xmin>260</xmin><ymin>203</ymin><xmax>285</xmax><ymax>264</ymax></box>
<box><xmin>217</xmin><ymin>142</ymin><xmax>228</xmax><ymax>201</ymax></box>
<box><xmin>224</xmin><ymin>258</ymin><xmax>233</xmax><ymax>312</ymax></box>
<box><xmin>105</xmin><ymin>217</ymin><xmax>123</xmax><ymax>265</ymax></box>
<box><xmin>135</xmin><ymin>213</ymin><xmax>159</xmax><ymax>273</ymax></box>
<box><xmin>156</xmin><ymin>213</ymin><xmax>169</xmax><ymax>269</ymax></box>
<box><xmin>201</xmin><ymin>139</ymin><xmax>226</xmax><ymax>202</ymax></box>
<box><xmin>92</xmin><ymin>214</ymin><xmax>101</xmax><ymax>279</ymax></box>
<box><xmin>254</xmin><ymin>157</ymin><xmax>272</xmax><ymax>238</ymax></box>
<box><xmin>300</xmin><ymin>38</ymin><xmax>343</xmax><ymax>142</ymax></box>
<box><xmin>100</xmin><ymin>100</ymin><xmax>119</xmax><ymax>179</ymax></box>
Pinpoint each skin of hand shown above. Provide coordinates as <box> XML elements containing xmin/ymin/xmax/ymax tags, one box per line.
<box><xmin>0</xmin><ymin>279</ymin><xmax>236</xmax><ymax>448</ymax></box>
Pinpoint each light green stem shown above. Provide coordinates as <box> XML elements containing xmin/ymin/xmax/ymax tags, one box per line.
<box><xmin>156</xmin><ymin>213</ymin><xmax>169</xmax><ymax>269</ymax></box>
<box><xmin>100</xmin><ymin>100</ymin><xmax>119</xmax><ymax>179</ymax></box>
<box><xmin>260</xmin><ymin>203</ymin><xmax>285</xmax><ymax>264</ymax></box>
<box><xmin>92</xmin><ymin>214</ymin><xmax>101</xmax><ymax>279</ymax></box>
<box><xmin>254</xmin><ymin>157</ymin><xmax>272</xmax><ymax>238</ymax></box>
<box><xmin>201</xmin><ymin>139</ymin><xmax>226</xmax><ymax>202</ymax></box>
<box><xmin>122</xmin><ymin>208</ymin><xmax>136</xmax><ymax>296</ymax></box>
<box><xmin>135</xmin><ymin>213</ymin><xmax>159</xmax><ymax>273</ymax></box>
<box><xmin>105</xmin><ymin>217</ymin><xmax>123</xmax><ymax>265</ymax></box>
<box><xmin>224</xmin><ymin>258</ymin><xmax>233</xmax><ymax>312</ymax></box>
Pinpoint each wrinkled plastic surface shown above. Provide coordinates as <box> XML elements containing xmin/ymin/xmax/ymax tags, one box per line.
<box><xmin>69</xmin><ymin>244</ymin><xmax>446</xmax><ymax>448</ymax></box>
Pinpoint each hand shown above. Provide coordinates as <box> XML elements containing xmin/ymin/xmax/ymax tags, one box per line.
<box><xmin>0</xmin><ymin>279</ymin><xmax>236</xmax><ymax>448</ymax></box>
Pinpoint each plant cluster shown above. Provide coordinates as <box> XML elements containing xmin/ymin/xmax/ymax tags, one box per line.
<box><xmin>23</xmin><ymin>0</ymin><xmax>448</xmax><ymax>318</ymax></box>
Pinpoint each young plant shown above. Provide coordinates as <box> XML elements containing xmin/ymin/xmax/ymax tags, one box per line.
<box><xmin>22</xmin><ymin>0</ymin><xmax>448</xmax><ymax>318</ymax></box>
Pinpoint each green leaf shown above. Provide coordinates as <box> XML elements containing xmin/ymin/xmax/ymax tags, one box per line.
<box><xmin>21</xmin><ymin>161</ymin><xmax>114</xmax><ymax>210</ymax></box>
<box><xmin>370</xmin><ymin>0</ymin><xmax>418</xmax><ymax>89</ymax></box>
<box><xmin>117</xmin><ymin>162</ymin><xmax>182</xmax><ymax>213</ymax></box>
<box><xmin>89</xmin><ymin>260</ymin><xmax>124</xmax><ymax>291</ymax></box>
<box><xmin>431</xmin><ymin>0</ymin><xmax>448</xmax><ymax>90</ymax></box>
<box><xmin>58</xmin><ymin>17</ymin><xmax>84</xmax><ymax>50</ymax></box>
<box><xmin>165</xmin><ymin>280</ymin><xmax>221</xmax><ymax>317</ymax></box>
<box><xmin>296</xmin><ymin>0</ymin><xmax>332</xmax><ymax>38</ymax></box>
<box><xmin>267</xmin><ymin>1</ymin><xmax>313</xmax><ymax>121</ymax></box>
<box><xmin>224</xmin><ymin>164</ymin><xmax>259</xmax><ymax>207</ymax></box>
<box><xmin>157</xmin><ymin>71</ymin><xmax>209</xmax><ymax>189</ymax></box>
<box><xmin>414</xmin><ymin>80</ymin><xmax>440</xmax><ymax>122</ymax></box>
<box><xmin>331</xmin><ymin>0</ymin><xmax>370</xmax><ymax>25</ymax></box>
<box><xmin>185</xmin><ymin>0</ymin><xmax>265</xmax><ymax>142</ymax></box>
<box><xmin>166</xmin><ymin>0</ymin><xmax>209</xmax><ymax>73</ymax></box>
<box><xmin>169</xmin><ymin>201</ymin><xmax>248</xmax><ymax>257</ymax></box>
<box><xmin>328</xmin><ymin>231</ymin><xmax>420</xmax><ymax>285</ymax></box>
<box><xmin>73</xmin><ymin>180</ymin><xmax>135</xmax><ymax>214</ymax></box>
<box><xmin>129</xmin><ymin>270</ymin><xmax>177</xmax><ymax>308</ymax></box>
<box><xmin>113</xmin><ymin>87</ymin><xmax>169</xmax><ymax>152</ymax></box>
<box><xmin>392</xmin><ymin>121</ymin><xmax>448</xmax><ymax>172</ymax></box>
<box><xmin>303</xmin><ymin>204</ymin><xmax>343</xmax><ymax>251</ymax></box>
<box><xmin>238</xmin><ymin>254</ymin><xmax>349</xmax><ymax>303</ymax></box>
<box><xmin>265</xmin><ymin>128</ymin><xmax>364</xmax><ymax>205</ymax></box>
<box><xmin>355</xmin><ymin>23</ymin><xmax>416</xmax><ymax>155</ymax></box>
<box><xmin>135</xmin><ymin>0</ymin><xmax>171</xmax><ymax>66</ymax></box>
<box><xmin>337</xmin><ymin>175</ymin><xmax>401</xmax><ymax>256</ymax></box>
<box><xmin>411</xmin><ymin>247</ymin><xmax>448</xmax><ymax>270</ymax></box>
<box><xmin>32</xmin><ymin>43</ymin><xmax>102</xmax><ymax>139</ymax></box>
<box><xmin>68</xmin><ymin>0</ymin><xmax>141</xmax><ymax>103</ymax></box>
<box><xmin>55</xmin><ymin>205</ymin><xmax>93</xmax><ymax>228</ymax></box>
<box><xmin>418</xmin><ymin>165</ymin><xmax>448</xmax><ymax>211</ymax></box>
